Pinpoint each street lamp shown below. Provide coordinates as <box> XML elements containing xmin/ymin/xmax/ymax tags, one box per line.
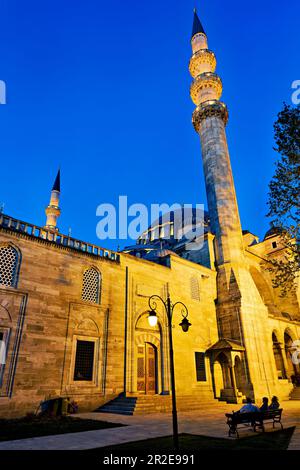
<box><xmin>147</xmin><ymin>293</ymin><xmax>191</xmax><ymax>450</ymax></box>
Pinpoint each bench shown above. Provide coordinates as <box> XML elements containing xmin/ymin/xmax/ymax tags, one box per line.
<box><xmin>225</xmin><ymin>409</ymin><xmax>283</xmax><ymax>437</ymax></box>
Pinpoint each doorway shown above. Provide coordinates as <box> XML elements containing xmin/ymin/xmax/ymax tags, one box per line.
<box><xmin>137</xmin><ymin>343</ymin><xmax>157</xmax><ymax>394</ymax></box>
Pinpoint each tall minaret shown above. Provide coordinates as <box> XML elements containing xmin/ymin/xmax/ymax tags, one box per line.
<box><xmin>189</xmin><ymin>10</ymin><xmax>280</xmax><ymax>401</ymax></box>
<box><xmin>189</xmin><ymin>9</ymin><xmax>245</xmax><ymax>267</ymax></box>
<box><xmin>45</xmin><ymin>170</ymin><xmax>61</xmax><ymax>231</ymax></box>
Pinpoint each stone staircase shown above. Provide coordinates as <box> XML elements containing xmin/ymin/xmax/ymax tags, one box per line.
<box><xmin>290</xmin><ymin>387</ymin><xmax>300</xmax><ymax>400</ymax></box>
<box><xmin>95</xmin><ymin>394</ymin><xmax>222</xmax><ymax>415</ymax></box>
<box><xmin>95</xmin><ymin>396</ymin><xmax>137</xmax><ymax>415</ymax></box>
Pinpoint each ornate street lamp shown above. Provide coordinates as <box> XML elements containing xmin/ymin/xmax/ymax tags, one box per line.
<box><xmin>147</xmin><ymin>293</ymin><xmax>191</xmax><ymax>450</ymax></box>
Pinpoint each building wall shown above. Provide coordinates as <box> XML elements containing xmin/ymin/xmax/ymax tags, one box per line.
<box><xmin>0</xmin><ymin>229</ymin><xmax>125</xmax><ymax>417</ymax></box>
<box><xmin>0</xmin><ymin>227</ymin><xmax>219</xmax><ymax>417</ymax></box>
<box><xmin>0</xmin><ymin>225</ymin><xmax>299</xmax><ymax>418</ymax></box>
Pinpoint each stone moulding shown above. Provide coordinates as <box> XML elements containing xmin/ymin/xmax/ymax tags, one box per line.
<box><xmin>192</xmin><ymin>100</ymin><xmax>229</xmax><ymax>132</ymax></box>
<box><xmin>0</xmin><ymin>214</ymin><xmax>120</xmax><ymax>263</ymax></box>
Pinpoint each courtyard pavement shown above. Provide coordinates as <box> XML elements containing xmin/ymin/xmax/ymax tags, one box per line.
<box><xmin>0</xmin><ymin>400</ymin><xmax>299</xmax><ymax>450</ymax></box>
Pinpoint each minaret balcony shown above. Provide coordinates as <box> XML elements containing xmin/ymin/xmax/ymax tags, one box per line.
<box><xmin>192</xmin><ymin>100</ymin><xmax>228</xmax><ymax>132</ymax></box>
<box><xmin>190</xmin><ymin>72</ymin><xmax>222</xmax><ymax>105</ymax></box>
<box><xmin>189</xmin><ymin>49</ymin><xmax>216</xmax><ymax>78</ymax></box>
<box><xmin>45</xmin><ymin>205</ymin><xmax>61</xmax><ymax>217</ymax></box>
<box><xmin>191</xmin><ymin>32</ymin><xmax>208</xmax><ymax>54</ymax></box>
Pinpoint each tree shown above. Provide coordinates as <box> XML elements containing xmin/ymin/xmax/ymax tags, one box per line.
<box><xmin>267</xmin><ymin>103</ymin><xmax>300</xmax><ymax>295</ymax></box>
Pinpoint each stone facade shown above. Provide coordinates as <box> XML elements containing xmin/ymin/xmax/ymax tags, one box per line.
<box><xmin>0</xmin><ymin>214</ymin><xmax>299</xmax><ymax>418</ymax></box>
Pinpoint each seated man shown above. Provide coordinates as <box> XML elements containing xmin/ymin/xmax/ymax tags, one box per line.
<box><xmin>239</xmin><ymin>397</ymin><xmax>260</xmax><ymax>413</ymax></box>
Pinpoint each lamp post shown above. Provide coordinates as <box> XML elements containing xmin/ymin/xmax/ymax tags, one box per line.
<box><xmin>147</xmin><ymin>293</ymin><xmax>191</xmax><ymax>451</ymax></box>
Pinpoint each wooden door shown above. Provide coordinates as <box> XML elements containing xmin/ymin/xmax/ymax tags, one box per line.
<box><xmin>137</xmin><ymin>343</ymin><xmax>157</xmax><ymax>394</ymax></box>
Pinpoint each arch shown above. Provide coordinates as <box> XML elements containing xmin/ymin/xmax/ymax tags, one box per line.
<box><xmin>0</xmin><ymin>243</ymin><xmax>21</xmax><ymax>288</ymax></box>
<box><xmin>249</xmin><ymin>266</ymin><xmax>275</xmax><ymax>310</ymax></box>
<box><xmin>75</xmin><ymin>318</ymin><xmax>99</xmax><ymax>335</ymax></box>
<box><xmin>81</xmin><ymin>267</ymin><xmax>101</xmax><ymax>304</ymax></box>
<box><xmin>214</xmin><ymin>352</ymin><xmax>232</xmax><ymax>389</ymax></box>
<box><xmin>272</xmin><ymin>331</ymin><xmax>287</xmax><ymax>380</ymax></box>
<box><xmin>284</xmin><ymin>329</ymin><xmax>299</xmax><ymax>378</ymax></box>
<box><xmin>134</xmin><ymin>306</ymin><xmax>168</xmax><ymax>331</ymax></box>
<box><xmin>0</xmin><ymin>301</ymin><xmax>12</xmax><ymax>323</ymax></box>
<box><xmin>135</xmin><ymin>311</ymin><xmax>161</xmax><ymax>333</ymax></box>
<box><xmin>135</xmin><ymin>332</ymin><xmax>160</xmax><ymax>349</ymax></box>
<box><xmin>284</xmin><ymin>327</ymin><xmax>297</xmax><ymax>343</ymax></box>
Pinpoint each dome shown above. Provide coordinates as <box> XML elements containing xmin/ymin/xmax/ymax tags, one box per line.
<box><xmin>137</xmin><ymin>207</ymin><xmax>210</xmax><ymax>245</ymax></box>
<box><xmin>264</xmin><ymin>225</ymin><xmax>284</xmax><ymax>240</ymax></box>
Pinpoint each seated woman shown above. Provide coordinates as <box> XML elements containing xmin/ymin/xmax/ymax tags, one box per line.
<box><xmin>260</xmin><ymin>397</ymin><xmax>269</xmax><ymax>411</ymax></box>
<box><xmin>269</xmin><ymin>395</ymin><xmax>280</xmax><ymax>410</ymax></box>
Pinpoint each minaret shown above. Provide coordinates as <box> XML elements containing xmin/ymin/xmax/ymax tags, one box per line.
<box><xmin>189</xmin><ymin>10</ymin><xmax>279</xmax><ymax>401</ymax></box>
<box><xmin>189</xmin><ymin>8</ymin><xmax>245</xmax><ymax>267</ymax></box>
<box><xmin>45</xmin><ymin>170</ymin><xmax>61</xmax><ymax>231</ymax></box>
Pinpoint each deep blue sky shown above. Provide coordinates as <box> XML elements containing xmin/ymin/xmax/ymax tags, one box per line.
<box><xmin>1</xmin><ymin>0</ymin><xmax>299</xmax><ymax>251</ymax></box>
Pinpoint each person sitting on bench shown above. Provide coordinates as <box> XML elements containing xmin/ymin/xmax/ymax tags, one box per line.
<box><xmin>260</xmin><ymin>397</ymin><xmax>269</xmax><ymax>411</ymax></box>
<box><xmin>239</xmin><ymin>397</ymin><xmax>260</xmax><ymax>413</ymax></box>
<box><xmin>269</xmin><ymin>396</ymin><xmax>280</xmax><ymax>410</ymax></box>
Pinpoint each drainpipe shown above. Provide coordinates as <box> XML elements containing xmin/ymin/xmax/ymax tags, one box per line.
<box><xmin>123</xmin><ymin>266</ymin><xmax>129</xmax><ymax>395</ymax></box>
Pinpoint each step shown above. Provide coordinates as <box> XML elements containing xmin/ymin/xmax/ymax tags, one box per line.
<box><xmin>103</xmin><ymin>402</ymin><xmax>135</xmax><ymax>409</ymax></box>
<box><xmin>290</xmin><ymin>390</ymin><xmax>300</xmax><ymax>400</ymax></box>
<box><xmin>97</xmin><ymin>408</ymin><xmax>133</xmax><ymax>416</ymax></box>
<box><xmin>96</xmin><ymin>394</ymin><xmax>223</xmax><ymax>415</ymax></box>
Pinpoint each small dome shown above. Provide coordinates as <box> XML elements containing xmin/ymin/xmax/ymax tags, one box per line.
<box><xmin>264</xmin><ymin>225</ymin><xmax>284</xmax><ymax>240</ymax></box>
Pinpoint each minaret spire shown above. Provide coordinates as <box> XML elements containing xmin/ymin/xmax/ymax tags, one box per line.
<box><xmin>192</xmin><ymin>8</ymin><xmax>206</xmax><ymax>38</ymax></box>
<box><xmin>45</xmin><ymin>169</ymin><xmax>61</xmax><ymax>231</ymax></box>
<box><xmin>52</xmin><ymin>169</ymin><xmax>60</xmax><ymax>192</ymax></box>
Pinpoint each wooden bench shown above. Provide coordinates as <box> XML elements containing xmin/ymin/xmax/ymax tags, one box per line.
<box><xmin>225</xmin><ymin>409</ymin><xmax>283</xmax><ymax>438</ymax></box>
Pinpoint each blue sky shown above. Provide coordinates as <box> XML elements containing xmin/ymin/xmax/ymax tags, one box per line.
<box><xmin>0</xmin><ymin>0</ymin><xmax>299</xmax><ymax>251</ymax></box>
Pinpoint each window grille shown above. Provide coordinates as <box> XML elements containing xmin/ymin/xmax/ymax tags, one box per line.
<box><xmin>81</xmin><ymin>268</ymin><xmax>100</xmax><ymax>303</ymax></box>
<box><xmin>0</xmin><ymin>245</ymin><xmax>19</xmax><ymax>288</ymax></box>
<box><xmin>74</xmin><ymin>340</ymin><xmax>95</xmax><ymax>381</ymax></box>
<box><xmin>190</xmin><ymin>277</ymin><xmax>200</xmax><ymax>301</ymax></box>
<box><xmin>195</xmin><ymin>352</ymin><xmax>206</xmax><ymax>381</ymax></box>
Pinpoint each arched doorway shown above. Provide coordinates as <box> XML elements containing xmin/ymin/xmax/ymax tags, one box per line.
<box><xmin>133</xmin><ymin>312</ymin><xmax>164</xmax><ymax>395</ymax></box>
<box><xmin>137</xmin><ymin>342</ymin><xmax>157</xmax><ymax>394</ymax></box>
<box><xmin>214</xmin><ymin>352</ymin><xmax>232</xmax><ymax>397</ymax></box>
<box><xmin>284</xmin><ymin>331</ymin><xmax>298</xmax><ymax>380</ymax></box>
<box><xmin>272</xmin><ymin>332</ymin><xmax>286</xmax><ymax>379</ymax></box>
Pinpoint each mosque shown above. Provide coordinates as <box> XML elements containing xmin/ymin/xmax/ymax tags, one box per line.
<box><xmin>0</xmin><ymin>10</ymin><xmax>299</xmax><ymax>417</ymax></box>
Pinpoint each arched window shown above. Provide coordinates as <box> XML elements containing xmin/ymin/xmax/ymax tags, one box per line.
<box><xmin>190</xmin><ymin>276</ymin><xmax>200</xmax><ymax>301</ymax></box>
<box><xmin>0</xmin><ymin>245</ymin><xmax>20</xmax><ymax>288</ymax></box>
<box><xmin>81</xmin><ymin>267</ymin><xmax>100</xmax><ymax>304</ymax></box>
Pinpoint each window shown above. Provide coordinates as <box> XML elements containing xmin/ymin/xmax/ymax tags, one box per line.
<box><xmin>74</xmin><ymin>340</ymin><xmax>95</xmax><ymax>381</ymax></box>
<box><xmin>0</xmin><ymin>245</ymin><xmax>20</xmax><ymax>288</ymax></box>
<box><xmin>272</xmin><ymin>241</ymin><xmax>277</xmax><ymax>249</ymax></box>
<box><xmin>0</xmin><ymin>329</ymin><xmax>9</xmax><ymax>386</ymax></box>
<box><xmin>190</xmin><ymin>277</ymin><xmax>200</xmax><ymax>301</ymax></box>
<box><xmin>81</xmin><ymin>267</ymin><xmax>100</xmax><ymax>303</ymax></box>
<box><xmin>195</xmin><ymin>352</ymin><xmax>206</xmax><ymax>381</ymax></box>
